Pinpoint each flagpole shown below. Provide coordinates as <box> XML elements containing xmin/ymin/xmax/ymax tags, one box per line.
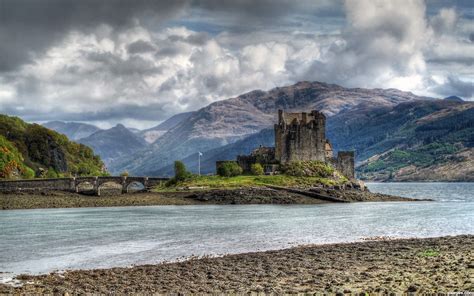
<box><xmin>198</xmin><ymin>152</ymin><xmax>201</xmax><ymax>176</ymax></box>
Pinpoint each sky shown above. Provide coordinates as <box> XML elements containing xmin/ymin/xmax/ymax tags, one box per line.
<box><xmin>0</xmin><ymin>0</ymin><xmax>473</xmax><ymax>129</ymax></box>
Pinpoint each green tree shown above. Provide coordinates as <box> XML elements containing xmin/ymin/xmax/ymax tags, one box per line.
<box><xmin>174</xmin><ymin>160</ymin><xmax>190</xmax><ymax>181</ymax></box>
<box><xmin>250</xmin><ymin>163</ymin><xmax>264</xmax><ymax>175</ymax></box>
<box><xmin>217</xmin><ymin>161</ymin><xmax>243</xmax><ymax>177</ymax></box>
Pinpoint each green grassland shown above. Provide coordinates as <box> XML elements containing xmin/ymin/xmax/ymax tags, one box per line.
<box><xmin>155</xmin><ymin>174</ymin><xmax>348</xmax><ymax>192</ymax></box>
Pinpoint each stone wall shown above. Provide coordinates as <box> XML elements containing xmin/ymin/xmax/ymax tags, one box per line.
<box><xmin>0</xmin><ymin>178</ymin><xmax>74</xmax><ymax>192</ymax></box>
<box><xmin>336</xmin><ymin>151</ymin><xmax>355</xmax><ymax>179</ymax></box>
<box><xmin>0</xmin><ymin>176</ymin><xmax>169</xmax><ymax>195</ymax></box>
<box><xmin>275</xmin><ymin>110</ymin><xmax>327</xmax><ymax>164</ymax></box>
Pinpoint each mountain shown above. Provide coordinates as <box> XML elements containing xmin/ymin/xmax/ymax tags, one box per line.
<box><xmin>109</xmin><ymin>81</ymin><xmax>431</xmax><ymax>175</ymax></box>
<box><xmin>140</xmin><ymin>111</ymin><xmax>194</xmax><ymax>143</ymax></box>
<box><xmin>43</xmin><ymin>121</ymin><xmax>101</xmax><ymax>140</ymax></box>
<box><xmin>350</xmin><ymin>101</ymin><xmax>473</xmax><ymax>181</ymax></box>
<box><xmin>79</xmin><ymin>124</ymin><xmax>148</xmax><ymax>168</ymax></box>
<box><xmin>158</xmin><ymin>100</ymin><xmax>474</xmax><ymax>181</ymax></box>
<box><xmin>444</xmin><ymin>95</ymin><xmax>464</xmax><ymax>102</ymax></box>
<box><xmin>0</xmin><ymin>114</ymin><xmax>105</xmax><ymax>178</ymax></box>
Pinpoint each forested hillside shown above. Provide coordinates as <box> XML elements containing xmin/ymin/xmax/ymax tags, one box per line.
<box><xmin>0</xmin><ymin>114</ymin><xmax>105</xmax><ymax>179</ymax></box>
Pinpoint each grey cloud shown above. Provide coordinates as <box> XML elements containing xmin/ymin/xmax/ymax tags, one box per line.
<box><xmin>87</xmin><ymin>52</ymin><xmax>161</xmax><ymax>76</ymax></box>
<box><xmin>127</xmin><ymin>40</ymin><xmax>156</xmax><ymax>54</ymax></box>
<box><xmin>3</xmin><ymin>102</ymin><xmax>170</xmax><ymax>123</ymax></box>
<box><xmin>0</xmin><ymin>0</ymin><xmax>187</xmax><ymax>72</ymax></box>
<box><xmin>193</xmin><ymin>0</ymin><xmax>343</xmax><ymax>19</ymax></box>
<box><xmin>155</xmin><ymin>46</ymin><xmax>183</xmax><ymax>57</ymax></box>
<box><xmin>168</xmin><ymin>32</ymin><xmax>210</xmax><ymax>45</ymax></box>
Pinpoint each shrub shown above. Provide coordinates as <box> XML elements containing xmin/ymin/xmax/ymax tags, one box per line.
<box><xmin>217</xmin><ymin>161</ymin><xmax>243</xmax><ymax>177</ymax></box>
<box><xmin>46</xmin><ymin>167</ymin><xmax>58</xmax><ymax>178</ymax></box>
<box><xmin>250</xmin><ymin>163</ymin><xmax>264</xmax><ymax>175</ymax></box>
<box><xmin>174</xmin><ymin>161</ymin><xmax>191</xmax><ymax>181</ymax></box>
<box><xmin>0</xmin><ymin>135</ymin><xmax>25</xmax><ymax>179</ymax></box>
<box><xmin>282</xmin><ymin>161</ymin><xmax>334</xmax><ymax>177</ymax></box>
<box><xmin>22</xmin><ymin>167</ymin><xmax>35</xmax><ymax>179</ymax></box>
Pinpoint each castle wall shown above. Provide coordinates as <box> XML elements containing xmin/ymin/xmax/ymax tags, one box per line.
<box><xmin>275</xmin><ymin>110</ymin><xmax>327</xmax><ymax>164</ymax></box>
<box><xmin>336</xmin><ymin>151</ymin><xmax>355</xmax><ymax>179</ymax></box>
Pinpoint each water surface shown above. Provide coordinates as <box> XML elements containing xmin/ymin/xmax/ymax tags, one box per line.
<box><xmin>0</xmin><ymin>182</ymin><xmax>473</xmax><ymax>282</ymax></box>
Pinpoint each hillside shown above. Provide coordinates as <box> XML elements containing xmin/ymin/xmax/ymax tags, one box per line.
<box><xmin>0</xmin><ymin>114</ymin><xmax>105</xmax><ymax>178</ymax></box>
<box><xmin>110</xmin><ymin>81</ymin><xmax>429</xmax><ymax>175</ymax></box>
<box><xmin>79</xmin><ymin>124</ymin><xmax>148</xmax><ymax>167</ymax></box>
<box><xmin>351</xmin><ymin>102</ymin><xmax>474</xmax><ymax>181</ymax></box>
<box><xmin>43</xmin><ymin>121</ymin><xmax>101</xmax><ymax>141</ymax></box>
<box><xmin>140</xmin><ymin>111</ymin><xmax>194</xmax><ymax>143</ymax></box>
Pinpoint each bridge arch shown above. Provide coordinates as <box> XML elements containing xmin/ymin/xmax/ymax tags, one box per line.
<box><xmin>75</xmin><ymin>181</ymin><xmax>95</xmax><ymax>194</ymax></box>
<box><xmin>125</xmin><ymin>181</ymin><xmax>146</xmax><ymax>193</ymax></box>
<box><xmin>97</xmin><ymin>181</ymin><xmax>123</xmax><ymax>196</ymax></box>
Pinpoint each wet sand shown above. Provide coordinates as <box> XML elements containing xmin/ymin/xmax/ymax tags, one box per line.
<box><xmin>1</xmin><ymin>235</ymin><xmax>472</xmax><ymax>294</ymax></box>
<box><xmin>0</xmin><ymin>187</ymin><xmax>414</xmax><ymax>210</ymax></box>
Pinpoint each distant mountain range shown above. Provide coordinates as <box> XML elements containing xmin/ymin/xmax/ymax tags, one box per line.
<box><xmin>43</xmin><ymin>121</ymin><xmax>101</xmax><ymax>141</ymax></box>
<box><xmin>40</xmin><ymin>81</ymin><xmax>473</xmax><ymax>181</ymax></box>
<box><xmin>139</xmin><ymin>111</ymin><xmax>194</xmax><ymax>143</ymax></box>
<box><xmin>78</xmin><ymin>124</ymin><xmax>148</xmax><ymax>167</ymax></box>
<box><xmin>42</xmin><ymin>114</ymin><xmax>194</xmax><ymax>168</ymax></box>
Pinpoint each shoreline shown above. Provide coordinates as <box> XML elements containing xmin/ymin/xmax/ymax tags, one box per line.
<box><xmin>0</xmin><ymin>186</ymin><xmax>421</xmax><ymax>210</ymax></box>
<box><xmin>1</xmin><ymin>235</ymin><xmax>471</xmax><ymax>293</ymax></box>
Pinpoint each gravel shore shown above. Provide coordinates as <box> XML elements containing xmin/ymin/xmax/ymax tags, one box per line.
<box><xmin>1</xmin><ymin>235</ymin><xmax>472</xmax><ymax>294</ymax></box>
<box><xmin>0</xmin><ymin>187</ymin><xmax>415</xmax><ymax>210</ymax></box>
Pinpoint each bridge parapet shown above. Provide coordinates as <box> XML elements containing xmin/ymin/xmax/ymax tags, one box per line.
<box><xmin>0</xmin><ymin>176</ymin><xmax>169</xmax><ymax>196</ymax></box>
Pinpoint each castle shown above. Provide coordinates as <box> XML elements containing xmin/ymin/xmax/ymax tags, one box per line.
<box><xmin>220</xmin><ymin>109</ymin><xmax>355</xmax><ymax>179</ymax></box>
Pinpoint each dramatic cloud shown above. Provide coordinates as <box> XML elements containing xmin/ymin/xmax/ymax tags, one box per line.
<box><xmin>0</xmin><ymin>0</ymin><xmax>472</xmax><ymax>128</ymax></box>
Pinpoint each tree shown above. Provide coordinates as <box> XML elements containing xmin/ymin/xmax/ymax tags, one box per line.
<box><xmin>174</xmin><ymin>160</ymin><xmax>190</xmax><ymax>181</ymax></box>
<box><xmin>120</xmin><ymin>171</ymin><xmax>129</xmax><ymax>177</ymax></box>
<box><xmin>251</xmin><ymin>163</ymin><xmax>264</xmax><ymax>175</ymax></box>
<box><xmin>217</xmin><ymin>161</ymin><xmax>243</xmax><ymax>177</ymax></box>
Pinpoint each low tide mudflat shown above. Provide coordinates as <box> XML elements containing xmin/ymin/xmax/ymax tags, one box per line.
<box><xmin>0</xmin><ymin>187</ymin><xmax>413</xmax><ymax>210</ymax></box>
<box><xmin>1</xmin><ymin>235</ymin><xmax>472</xmax><ymax>294</ymax></box>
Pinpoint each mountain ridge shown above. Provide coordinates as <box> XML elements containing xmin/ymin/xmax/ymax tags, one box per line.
<box><xmin>79</xmin><ymin>124</ymin><xmax>148</xmax><ymax>168</ymax></box>
<box><xmin>43</xmin><ymin>121</ymin><xmax>101</xmax><ymax>141</ymax></box>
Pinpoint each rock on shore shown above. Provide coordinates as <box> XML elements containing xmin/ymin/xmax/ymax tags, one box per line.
<box><xmin>1</xmin><ymin>235</ymin><xmax>472</xmax><ymax>294</ymax></box>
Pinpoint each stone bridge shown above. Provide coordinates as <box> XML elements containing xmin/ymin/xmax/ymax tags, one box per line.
<box><xmin>0</xmin><ymin>176</ymin><xmax>169</xmax><ymax>196</ymax></box>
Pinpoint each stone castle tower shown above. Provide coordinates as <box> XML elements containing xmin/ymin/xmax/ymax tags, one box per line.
<box><xmin>274</xmin><ymin>109</ymin><xmax>355</xmax><ymax>179</ymax></box>
<box><xmin>275</xmin><ymin>110</ymin><xmax>330</xmax><ymax>163</ymax></box>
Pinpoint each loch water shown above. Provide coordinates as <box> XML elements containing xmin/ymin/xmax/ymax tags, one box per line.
<box><xmin>0</xmin><ymin>182</ymin><xmax>473</xmax><ymax>281</ymax></box>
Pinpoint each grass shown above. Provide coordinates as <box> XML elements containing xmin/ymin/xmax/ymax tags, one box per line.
<box><xmin>154</xmin><ymin>174</ymin><xmax>348</xmax><ymax>192</ymax></box>
<box><xmin>418</xmin><ymin>249</ymin><xmax>440</xmax><ymax>257</ymax></box>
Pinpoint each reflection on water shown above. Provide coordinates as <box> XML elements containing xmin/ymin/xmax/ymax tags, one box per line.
<box><xmin>0</xmin><ymin>182</ymin><xmax>472</xmax><ymax>280</ymax></box>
